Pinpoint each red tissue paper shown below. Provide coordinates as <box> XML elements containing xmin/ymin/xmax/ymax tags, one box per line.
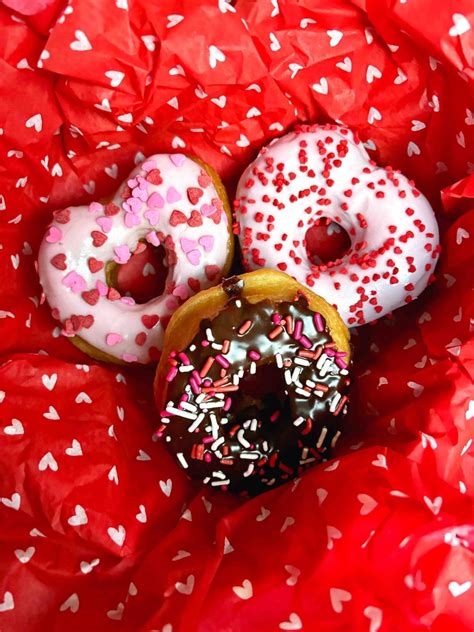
<box><xmin>0</xmin><ymin>1</ymin><xmax>473</xmax><ymax>630</ymax></box>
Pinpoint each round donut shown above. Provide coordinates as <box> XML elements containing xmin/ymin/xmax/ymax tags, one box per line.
<box><xmin>38</xmin><ymin>154</ymin><xmax>234</xmax><ymax>364</ymax></box>
<box><xmin>234</xmin><ymin>123</ymin><xmax>440</xmax><ymax>327</ymax></box>
<box><xmin>154</xmin><ymin>270</ymin><xmax>351</xmax><ymax>495</ymax></box>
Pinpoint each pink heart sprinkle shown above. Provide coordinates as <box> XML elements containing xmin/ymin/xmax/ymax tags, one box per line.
<box><xmin>146</xmin><ymin>231</ymin><xmax>160</xmax><ymax>246</ymax></box>
<box><xmin>96</xmin><ymin>280</ymin><xmax>108</xmax><ymax>296</ymax></box>
<box><xmin>144</xmin><ymin>209</ymin><xmax>160</xmax><ymax>226</ymax></box>
<box><xmin>114</xmin><ymin>244</ymin><xmax>131</xmax><ymax>264</ymax></box>
<box><xmin>200</xmin><ymin>203</ymin><xmax>215</xmax><ymax>217</ymax></box>
<box><xmin>132</xmin><ymin>186</ymin><xmax>148</xmax><ymax>202</ymax></box>
<box><xmin>122</xmin><ymin>353</ymin><xmax>138</xmax><ymax>362</ymax></box>
<box><xmin>173</xmin><ymin>284</ymin><xmax>189</xmax><ymax>301</ymax></box>
<box><xmin>142</xmin><ymin>159</ymin><xmax>157</xmax><ymax>172</ymax></box>
<box><xmin>120</xmin><ymin>296</ymin><xmax>135</xmax><ymax>305</ymax></box>
<box><xmin>199</xmin><ymin>235</ymin><xmax>214</xmax><ymax>252</ymax></box>
<box><xmin>180</xmin><ymin>237</ymin><xmax>197</xmax><ymax>253</ymax></box>
<box><xmin>166</xmin><ymin>187</ymin><xmax>181</xmax><ymax>203</ymax></box>
<box><xmin>124</xmin><ymin>212</ymin><xmax>140</xmax><ymax>228</ymax></box>
<box><xmin>127</xmin><ymin>177</ymin><xmax>138</xmax><ymax>188</ymax></box>
<box><xmin>62</xmin><ymin>271</ymin><xmax>86</xmax><ymax>293</ymax></box>
<box><xmin>170</xmin><ymin>154</ymin><xmax>186</xmax><ymax>167</ymax></box>
<box><xmin>148</xmin><ymin>192</ymin><xmax>165</xmax><ymax>209</ymax></box>
<box><xmin>46</xmin><ymin>226</ymin><xmax>62</xmax><ymax>243</ymax></box>
<box><xmin>186</xmin><ymin>249</ymin><xmax>201</xmax><ymax>266</ymax></box>
<box><xmin>96</xmin><ymin>216</ymin><xmax>112</xmax><ymax>233</ymax></box>
<box><xmin>89</xmin><ymin>202</ymin><xmax>103</xmax><ymax>214</ymax></box>
<box><xmin>165</xmin><ymin>297</ymin><xmax>179</xmax><ymax>310</ymax></box>
<box><xmin>106</xmin><ymin>333</ymin><xmax>123</xmax><ymax>346</ymax></box>
<box><xmin>127</xmin><ymin>197</ymin><xmax>142</xmax><ymax>213</ymax></box>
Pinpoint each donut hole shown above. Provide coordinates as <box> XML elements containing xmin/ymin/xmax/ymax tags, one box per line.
<box><xmin>114</xmin><ymin>243</ymin><xmax>169</xmax><ymax>304</ymax></box>
<box><xmin>305</xmin><ymin>218</ymin><xmax>351</xmax><ymax>266</ymax></box>
<box><xmin>231</xmin><ymin>363</ymin><xmax>291</xmax><ymax>425</ymax></box>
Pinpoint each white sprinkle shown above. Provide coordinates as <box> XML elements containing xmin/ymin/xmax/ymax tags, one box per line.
<box><xmin>316</xmin><ymin>353</ymin><xmax>328</xmax><ymax>370</ymax></box>
<box><xmin>243</xmin><ymin>419</ymin><xmax>251</xmax><ymax>429</ymax></box>
<box><xmin>250</xmin><ymin>361</ymin><xmax>256</xmax><ymax>375</ymax></box>
<box><xmin>329</xmin><ymin>392</ymin><xmax>342</xmax><ymax>413</ymax></box>
<box><xmin>300</xmin><ymin>458</ymin><xmax>316</xmax><ymax>465</ymax></box>
<box><xmin>331</xmin><ymin>430</ymin><xmax>342</xmax><ymax>447</ymax></box>
<box><xmin>211</xmin><ymin>342</ymin><xmax>223</xmax><ymax>350</ymax></box>
<box><xmin>250</xmin><ymin>418</ymin><xmax>258</xmax><ymax>432</ymax></box>
<box><xmin>302</xmin><ymin>447</ymin><xmax>309</xmax><ymax>459</ymax></box>
<box><xmin>340</xmin><ymin>369</ymin><xmax>349</xmax><ymax>375</ymax></box>
<box><xmin>211</xmin><ymin>478</ymin><xmax>230</xmax><ymax>486</ymax></box>
<box><xmin>213</xmin><ymin>470</ymin><xmax>226</xmax><ymax>479</ymax></box>
<box><xmin>240</xmin><ymin>452</ymin><xmax>259</xmax><ymax>460</ymax></box>
<box><xmin>211</xmin><ymin>437</ymin><xmax>225</xmax><ymax>451</ymax></box>
<box><xmin>305</xmin><ymin>379</ymin><xmax>316</xmax><ymax>388</ymax></box>
<box><xmin>243</xmin><ymin>463</ymin><xmax>255</xmax><ymax>477</ymax></box>
<box><xmin>160</xmin><ymin>417</ymin><xmax>170</xmax><ymax>424</ymax></box>
<box><xmin>238</xmin><ymin>369</ymin><xmax>244</xmax><ymax>378</ymax></box>
<box><xmin>177</xmin><ymin>452</ymin><xmax>188</xmax><ymax>468</ymax></box>
<box><xmin>294</xmin><ymin>357</ymin><xmax>310</xmax><ymax>367</ymax></box>
<box><xmin>237</xmin><ymin>429</ymin><xmax>251</xmax><ymax>448</ymax></box>
<box><xmin>221</xmin><ymin>417</ymin><xmax>229</xmax><ymax>425</ymax></box>
<box><xmin>293</xmin><ymin>416</ymin><xmax>305</xmax><ymax>426</ymax></box>
<box><xmin>235</xmin><ymin>300</ymin><xmax>242</xmax><ymax>308</ymax></box>
<box><xmin>166</xmin><ymin>406</ymin><xmax>197</xmax><ymax>420</ymax></box>
<box><xmin>284</xmin><ymin>369</ymin><xmax>292</xmax><ymax>385</ymax></box>
<box><xmin>165</xmin><ymin>436</ymin><xmax>171</xmax><ymax>442</ymax></box>
<box><xmin>314</xmin><ymin>389</ymin><xmax>324</xmax><ymax>398</ymax></box>
<box><xmin>276</xmin><ymin>353</ymin><xmax>283</xmax><ymax>368</ymax></box>
<box><xmin>196</xmin><ymin>393</ymin><xmax>207</xmax><ymax>404</ymax></box>
<box><xmin>215</xmin><ymin>392</ymin><xmax>225</xmax><ymax>400</ymax></box>
<box><xmin>316</xmin><ymin>426</ymin><xmax>328</xmax><ymax>448</ymax></box>
<box><xmin>189</xmin><ymin>344</ymin><xmax>197</xmax><ymax>352</ymax></box>
<box><xmin>181</xmin><ymin>401</ymin><xmax>197</xmax><ymax>412</ymax></box>
<box><xmin>262</xmin><ymin>441</ymin><xmax>269</xmax><ymax>452</ymax></box>
<box><xmin>202</xmin><ymin>401</ymin><xmax>225</xmax><ymax>409</ymax></box>
<box><xmin>291</xmin><ymin>367</ymin><xmax>302</xmax><ymax>385</ymax></box>
<box><xmin>232</xmin><ymin>374</ymin><xmax>240</xmax><ymax>385</ymax></box>
<box><xmin>205</xmin><ymin>328</ymin><xmax>214</xmax><ymax>341</ymax></box>
<box><xmin>210</xmin><ymin>413</ymin><xmax>219</xmax><ymax>438</ymax></box>
<box><xmin>319</xmin><ymin>358</ymin><xmax>333</xmax><ymax>377</ymax></box>
<box><xmin>203</xmin><ymin>476</ymin><xmax>210</xmax><ymax>484</ymax></box>
<box><xmin>188</xmin><ymin>413</ymin><xmax>205</xmax><ymax>433</ymax></box>
<box><xmin>179</xmin><ymin>365</ymin><xmax>194</xmax><ymax>372</ymax></box>
<box><xmin>295</xmin><ymin>387</ymin><xmax>311</xmax><ymax>398</ymax></box>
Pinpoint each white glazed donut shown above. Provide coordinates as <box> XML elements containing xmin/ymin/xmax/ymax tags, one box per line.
<box><xmin>38</xmin><ymin>154</ymin><xmax>233</xmax><ymax>363</ymax></box>
<box><xmin>235</xmin><ymin>124</ymin><xmax>440</xmax><ymax>326</ymax></box>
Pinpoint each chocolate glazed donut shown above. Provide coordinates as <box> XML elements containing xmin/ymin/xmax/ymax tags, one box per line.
<box><xmin>155</xmin><ymin>270</ymin><xmax>352</xmax><ymax>495</ymax></box>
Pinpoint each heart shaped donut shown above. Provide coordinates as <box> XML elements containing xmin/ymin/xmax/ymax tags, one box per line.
<box><xmin>38</xmin><ymin>154</ymin><xmax>233</xmax><ymax>363</ymax></box>
<box><xmin>234</xmin><ymin>124</ymin><xmax>440</xmax><ymax>326</ymax></box>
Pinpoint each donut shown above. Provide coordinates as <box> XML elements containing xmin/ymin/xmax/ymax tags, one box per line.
<box><xmin>234</xmin><ymin>123</ymin><xmax>440</xmax><ymax>327</ymax></box>
<box><xmin>154</xmin><ymin>270</ymin><xmax>351</xmax><ymax>495</ymax></box>
<box><xmin>38</xmin><ymin>154</ymin><xmax>233</xmax><ymax>364</ymax></box>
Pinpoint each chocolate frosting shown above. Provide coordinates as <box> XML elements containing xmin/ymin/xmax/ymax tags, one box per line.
<box><xmin>159</xmin><ymin>295</ymin><xmax>351</xmax><ymax>495</ymax></box>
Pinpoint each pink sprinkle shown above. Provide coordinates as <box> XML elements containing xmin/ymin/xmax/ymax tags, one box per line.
<box><xmin>133</xmin><ymin>186</ymin><xmax>148</xmax><ymax>202</ymax></box>
<box><xmin>178</xmin><ymin>352</ymin><xmax>190</xmax><ymax>365</ymax></box>
<box><xmin>299</xmin><ymin>335</ymin><xmax>313</xmax><ymax>349</ymax></box>
<box><xmin>200</xmin><ymin>204</ymin><xmax>215</xmax><ymax>217</ymax></box>
<box><xmin>106</xmin><ymin>333</ymin><xmax>123</xmax><ymax>346</ymax></box>
<box><xmin>216</xmin><ymin>354</ymin><xmax>230</xmax><ymax>368</ymax></box>
<box><xmin>336</xmin><ymin>358</ymin><xmax>347</xmax><ymax>369</ymax></box>
<box><xmin>180</xmin><ymin>237</ymin><xmax>197</xmax><ymax>253</ymax></box>
<box><xmin>96</xmin><ymin>216</ymin><xmax>112</xmax><ymax>233</ymax></box>
<box><xmin>122</xmin><ymin>353</ymin><xmax>138</xmax><ymax>363</ymax></box>
<box><xmin>89</xmin><ymin>202</ymin><xmax>103</xmax><ymax>213</ymax></box>
<box><xmin>248</xmin><ymin>350</ymin><xmax>261</xmax><ymax>361</ymax></box>
<box><xmin>173</xmin><ymin>284</ymin><xmax>189</xmax><ymax>301</ymax></box>
<box><xmin>144</xmin><ymin>209</ymin><xmax>160</xmax><ymax>226</ymax></box>
<box><xmin>186</xmin><ymin>249</ymin><xmax>201</xmax><ymax>266</ymax></box>
<box><xmin>160</xmin><ymin>410</ymin><xmax>171</xmax><ymax>417</ymax></box>
<box><xmin>147</xmin><ymin>192</ymin><xmax>165</xmax><ymax>209</ymax></box>
<box><xmin>128</xmin><ymin>177</ymin><xmax>138</xmax><ymax>188</ymax></box>
<box><xmin>224</xmin><ymin>397</ymin><xmax>232</xmax><ymax>411</ymax></box>
<box><xmin>124</xmin><ymin>212</ymin><xmax>140</xmax><ymax>228</ymax></box>
<box><xmin>326</xmin><ymin>347</ymin><xmax>336</xmax><ymax>357</ymax></box>
<box><xmin>46</xmin><ymin>226</ymin><xmax>62</xmax><ymax>243</ymax></box>
<box><xmin>120</xmin><ymin>296</ymin><xmax>135</xmax><ymax>305</ymax></box>
<box><xmin>192</xmin><ymin>370</ymin><xmax>202</xmax><ymax>385</ymax></box>
<box><xmin>146</xmin><ymin>231</ymin><xmax>160</xmax><ymax>246</ymax></box>
<box><xmin>179</xmin><ymin>393</ymin><xmax>188</xmax><ymax>402</ymax></box>
<box><xmin>166</xmin><ymin>366</ymin><xmax>178</xmax><ymax>382</ymax></box>
<box><xmin>294</xmin><ymin>319</ymin><xmax>303</xmax><ymax>340</ymax></box>
<box><xmin>114</xmin><ymin>244</ymin><xmax>131</xmax><ymax>264</ymax></box>
<box><xmin>336</xmin><ymin>351</ymin><xmax>347</xmax><ymax>358</ymax></box>
<box><xmin>201</xmin><ymin>340</ymin><xmax>210</xmax><ymax>347</ymax></box>
<box><xmin>198</xmin><ymin>235</ymin><xmax>214</xmax><ymax>252</ymax></box>
<box><xmin>96</xmin><ymin>280</ymin><xmax>108</xmax><ymax>296</ymax></box>
<box><xmin>170</xmin><ymin>154</ymin><xmax>186</xmax><ymax>167</ymax></box>
<box><xmin>166</xmin><ymin>186</ymin><xmax>181</xmax><ymax>203</ymax></box>
<box><xmin>141</xmin><ymin>159</ymin><xmax>157</xmax><ymax>172</ymax></box>
<box><xmin>126</xmin><ymin>197</ymin><xmax>142</xmax><ymax>213</ymax></box>
<box><xmin>203</xmin><ymin>437</ymin><xmax>213</xmax><ymax>444</ymax></box>
<box><xmin>190</xmin><ymin>378</ymin><xmax>200</xmax><ymax>395</ymax></box>
<box><xmin>271</xmin><ymin>313</ymin><xmax>282</xmax><ymax>324</ymax></box>
<box><xmin>204</xmin><ymin>453</ymin><xmax>212</xmax><ymax>462</ymax></box>
<box><xmin>314</xmin><ymin>313</ymin><xmax>325</xmax><ymax>332</ymax></box>
<box><xmin>62</xmin><ymin>271</ymin><xmax>86</xmax><ymax>293</ymax></box>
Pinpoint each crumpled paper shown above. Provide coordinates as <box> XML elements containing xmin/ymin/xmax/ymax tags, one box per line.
<box><xmin>0</xmin><ymin>1</ymin><xmax>473</xmax><ymax>630</ymax></box>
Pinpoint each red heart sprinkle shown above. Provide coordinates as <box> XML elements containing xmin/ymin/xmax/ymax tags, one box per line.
<box><xmin>83</xmin><ymin>315</ymin><xmax>94</xmax><ymax>328</ymax></box>
<box><xmin>141</xmin><ymin>314</ymin><xmax>159</xmax><ymax>329</ymax></box>
<box><xmin>88</xmin><ymin>257</ymin><xmax>104</xmax><ymax>273</ymax></box>
<box><xmin>187</xmin><ymin>187</ymin><xmax>203</xmax><ymax>205</ymax></box>
<box><xmin>188</xmin><ymin>277</ymin><xmax>201</xmax><ymax>293</ymax></box>
<box><xmin>51</xmin><ymin>253</ymin><xmax>67</xmax><ymax>270</ymax></box>
<box><xmin>53</xmin><ymin>209</ymin><xmax>71</xmax><ymax>224</ymax></box>
<box><xmin>81</xmin><ymin>289</ymin><xmax>100</xmax><ymax>305</ymax></box>
<box><xmin>108</xmin><ymin>288</ymin><xmax>121</xmax><ymax>301</ymax></box>
<box><xmin>187</xmin><ymin>210</ymin><xmax>203</xmax><ymax>227</ymax></box>
<box><xmin>198</xmin><ymin>173</ymin><xmax>212</xmax><ymax>188</ymax></box>
<box><xmin>135</xmin><ymin>332</ymin><xmax>147</xmax><ymax>346</ymax></box>
<box><xmin>146</xmin><ymin>169</ymin><xmax>163</xmax><ymax>185</ymax></box>
<box><xmin>205</xmin><ymin>265</ymin><xmax>220</xmax><ymax>281</ymax></box>
<box><xmin>91</xmin><ymin>231</ymin><xmax>107</xmax><ymax>247</ymax></box>
<box><xmin>104</xmin><ymin>203</ymin><xmax>120</xmax><ymax>216</ymax></box>
<box><xmin>170</xmin><ymin>210</ymin><xmax>187</xmax><ymax>226</ymax></box>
